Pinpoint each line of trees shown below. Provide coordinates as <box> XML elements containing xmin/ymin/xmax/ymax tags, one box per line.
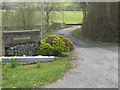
<box><xmin>2</xmin><ymin>2</ymin><xmax>39</xmax><ymax>30</ymax></box>
<box><xmin>2</xmin><ymin>2</ymin><xmax>82</xmax><ymax>31</ymax></box>
<box><xmin>80</xmin><ymin>2</ymin><xmax>118</xmax><ymax>43</ymax></box>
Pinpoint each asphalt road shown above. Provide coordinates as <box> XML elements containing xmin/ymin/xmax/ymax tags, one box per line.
<box><xmin>45</xmin><ymin>26</ymin><xmax>118</xmax><ymax>88</ymax></box>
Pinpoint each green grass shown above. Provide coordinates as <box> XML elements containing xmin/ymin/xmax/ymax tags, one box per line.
<box><xmin>35</xmin><ymin>11</ymin><xmax>83</xmax><ymax>24</ymax></box>
<box><xmin>2</xmin><ymin>53</ymin><xmax>73</xmax><ymax>88</ymax></box>
<box><xmin>2</xmin><ymin>10</ymin><xmax>83</xmax><ymax>26</ymax></box>
<box><xmin>54</xmin><ymin>11</ymin><xmax>83</xmax><ymax>24</ymax></box>
<box><xmin>72</xmin><ymin>28</ymin><xmax>119</xmax><ymax>45</ymax></box>
<box><xmin>72</xmin><ymin>28</ymin><xmax>82</xmax><ymax>39</ymax></box>
<box><xmin>35</xmin><ymin>11</ymin><xmax>83</xmax><ymax>25</ymax></box>
<box><xmin>43</xmin><ymin>30</ymin><xmax>54</xmax><ymax>39</ymax></box>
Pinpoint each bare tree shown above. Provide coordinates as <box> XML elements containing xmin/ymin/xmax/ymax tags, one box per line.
<box><xmin>2</xmin><ymin>2</ymin><xmax>37</xmax><ymax>30</ymax></box>
<box><xmin>44</xmin><ymin>2</ymin><xmax>59</xmax><ymax>31</ymax></box>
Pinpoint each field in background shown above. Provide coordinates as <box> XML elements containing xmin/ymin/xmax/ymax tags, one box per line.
<box><xmin>35</xmin><ymin>11</ymin><xmax>83</xmax><ymax>24</ymax></box>
<box><xmin>2</xmin><ymin>11</ymin><xmax>83</xmax><ymax>27</ymax></box>
<box><xmin>54</xmin><ymin>11</ymin><xmax>83</xmax><ymax>24</ymax></box>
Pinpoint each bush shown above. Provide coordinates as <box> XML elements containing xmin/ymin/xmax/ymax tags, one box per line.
<box><xmin>36</xmin><ymin>41</ymin><xmax>53</xmax><ymax>56</ymax></box>
<box><xmin>36</xmin><ymin>35</ymin><xmax>70</xmax><ymax>56</ymax></box>
<box><xmin>45</xmin><ymin>35</ymin><xmax>74</xmax><ymax>51</ymax></box>
<box><xmin>59</xmin><ymin>35</ymin><xmax>74</xmax><ymax>51</ymax></box>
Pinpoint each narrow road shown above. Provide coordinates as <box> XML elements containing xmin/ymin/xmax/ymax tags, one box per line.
<box><xmin>46</xmin><ymin>26</ymin><xmax>118</xmax><ymax>88</ymax></box>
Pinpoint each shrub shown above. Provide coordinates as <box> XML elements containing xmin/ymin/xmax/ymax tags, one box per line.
<box><xmin>45</xmin><ymin>35</ymin><xmax>74</xmax><ymax>51</ymax></box>
<box><xmin>59</xmin><ymin>35</ymin><xmax>74</xmax><ymax>51</ymax></box>
<box><xmin>36</xmin><ymin>35</ymin><xmax>70</xmax><ymax>56</ymax></box>
<box><xmin>36</xmin><ymin>41</ymin><xmax>53</xmax><ymax>56</ymax></box>
<box><xmin>52</xmin><ymin>36</ymin><xmax>69</xmax><ymax>56</ymax></box>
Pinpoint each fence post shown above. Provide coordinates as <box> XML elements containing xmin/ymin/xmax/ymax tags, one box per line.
<box><xmin>40</xmin><ymin>0</ymin><xmax>44</xmax><ymax>40</ymax></box>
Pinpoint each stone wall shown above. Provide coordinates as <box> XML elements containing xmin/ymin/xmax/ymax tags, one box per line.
<box><xmin>5</xmin><ymin>43</ymin><xmax>38</xmax><ymax>56</ymax></box>
<box><xmin>3</xmin><ymin>30</ymin><xmax>40</xmax><ymax>56</ymax></box>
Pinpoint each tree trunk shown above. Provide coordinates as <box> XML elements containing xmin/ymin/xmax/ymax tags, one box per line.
<box><xmin>46</xmin><ymin>11</ymin><xmax>50</xmax><ymax>32</ymax></box>
<box><xmin>81</xmin><ymin>2</ymin><xmax>118</xmax><ymax>43</ymax></box>
<box><xmin>46</xmin><ymin>12</ymin><xmax>49</xmax><ymax>26</ymax></box>
<box><xmin>0</xmin><ymin>2</ymin><xmax>3</xmax><ymax>56</ymax></box>
<box><xmin>22</xmin><ymin>10</ymin><xmax>26</xmax><ymax>29</ymax></box>
<box><xmin>106</xmin><ymin>2</ymin><xmax>111</xmax><ymax>20</ymax></box>
<box><xmin>0</xmin><ymin>29</ymin><xmax>3</xmax><ymax>56</ymax></box>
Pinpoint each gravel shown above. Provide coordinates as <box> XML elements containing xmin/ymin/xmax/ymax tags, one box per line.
<box><xmin>45</xmin><ymin>26</ymin><xmax>118</xmax><ymax>88</ymax></box>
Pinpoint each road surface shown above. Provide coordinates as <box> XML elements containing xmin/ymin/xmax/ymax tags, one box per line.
<box><xmin>45</xmin><ymin>26</ymin><xmax>118</xmax><ymax>88</ymax></box>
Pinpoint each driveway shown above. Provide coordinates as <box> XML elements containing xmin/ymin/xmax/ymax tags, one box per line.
<box><xmin>46</xmin><ymin>26</ymin><xmax>118</xmax><ymax>88</ymax></box>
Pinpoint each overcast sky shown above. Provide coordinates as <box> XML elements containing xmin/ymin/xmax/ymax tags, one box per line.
<box><xmin>0</xmin><ymin>0</ymin><xmax>119</xmax><ymax>2</ymax></box>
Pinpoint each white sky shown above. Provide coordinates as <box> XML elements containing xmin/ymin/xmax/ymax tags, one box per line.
<box><xmin>1</xmin><ymin>0</ymin><xmax>119</xmax><ymax>2</ymax></box>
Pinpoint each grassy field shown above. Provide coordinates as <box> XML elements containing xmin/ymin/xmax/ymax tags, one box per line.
<box><xmin>2</xmin><ymin>53</ymin><xmax>73</xmax><ymax>88</ymax></box>
<box><xmin>54</xmin><ymin>11</ymin><xmax>83</xmax><ymax>24</ymax></box>
<box><xmin>2</xmin><ymin>10</ymin><xmax>83</xmax><ymax>26</ymax></box>
<box><xmin>32</xmin><ymin>11</ymin><xmax>83</xmax><ymax>25</ymax></box>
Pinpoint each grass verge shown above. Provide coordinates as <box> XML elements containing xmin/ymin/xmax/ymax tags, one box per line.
<box><xmin>72</xmin><ymin>28</ymin><xmax>118</xmax><ymax>45</ymax></box>
<box><xmin>43</xmin><ymin>30</ymin><xmax>54</xmax><ymax>39</ymax></box>
<box><xmin>72</xmin><ymin>28</ymin><xmax>82</xmax><ymax>39</ymax></box>
<box><xmin>2</xmin><ymin>52</ymin><xmax>73</xmax><ymax>88</ymax></box>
